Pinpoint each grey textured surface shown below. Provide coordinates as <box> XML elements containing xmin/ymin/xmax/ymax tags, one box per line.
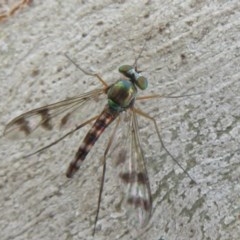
<box><xmin>0</xmin><ymin>1</ymin><xmax>240</xmax><ymax>240</ymax></box>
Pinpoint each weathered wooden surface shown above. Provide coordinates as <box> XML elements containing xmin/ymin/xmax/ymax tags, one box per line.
<box><xmin>0</xmin><ymin>1</ymin><xmax>240</xmax><ymax>239</ymax></box>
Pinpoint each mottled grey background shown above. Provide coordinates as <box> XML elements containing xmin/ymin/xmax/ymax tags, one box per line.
<box><xmin>0</xmin><ymin>1</ymin><xmax>240</xmax><ymax>240</ymax></box>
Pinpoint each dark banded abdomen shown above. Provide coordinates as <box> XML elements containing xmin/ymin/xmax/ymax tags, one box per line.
<box><xmin>66</xmin><ymin>106</ymin><xmax>118</xmax><ymax>178</ymax></box>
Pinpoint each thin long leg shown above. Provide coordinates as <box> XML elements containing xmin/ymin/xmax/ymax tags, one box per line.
<box><xmin>0</xmin><ymin>0</ymin><xmax>32</xmax><ymax>22</ymax></box>
<box><xmin>134</xmin><ymin>107</ymin><xmax>196</xmax><ymax>184</ymax></box>
<box><xmin>10</xmin><ymin>0</ymin><xmax>32</xmax><ymax>16</ymax></box>
<box><xmin>93</xmin><ymin>116</ymin><xmax>121</xmax><ymax>236</ymax></box>
<box><xmin>22</xmin><ymin>115</ymin><xmax>99</xmax><ymax>158</ymax></box>
<box><xmin>136</xmin><ymin>94</ymin><xmax>165</xmax><ymax>101</ymax></box>
<box><xmin>64</xmin><ymin>54</ymin><xmax>109</xmax><ymax>88</ymax></box>
<box><xmin>136</xmin><ymin>92</ymin><xmax>203</xmax><ymax>101</ymax></box>
<box><xmin>132</xmin><ymin>17</ymin><xmax>157</xmax><ymax>71</ymax></box>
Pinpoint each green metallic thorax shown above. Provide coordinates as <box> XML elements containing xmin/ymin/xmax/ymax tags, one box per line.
<box><xmin>107</xmin><ymin>65</ymin><xmax>148</xmax><ymax>112</ymax></box>
<box><xmin>107</xmin><ymin>79</ymin><xmax>137</xmax><ymax>112</ymax></box>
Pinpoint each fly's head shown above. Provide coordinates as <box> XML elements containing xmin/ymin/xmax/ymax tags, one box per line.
<box><xmin>119</xmin><ymin>65</ymin><xmax>148</xmax><ymax>91</ymax></box>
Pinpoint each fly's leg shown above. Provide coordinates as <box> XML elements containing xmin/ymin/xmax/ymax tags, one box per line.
<box><xmin>0</xmin><ymin>0</ymin><xmax>32</xmax><ymax>22</ymax></box>
<box><xmin>64</xmin><ymin>54</ymin><xmax>109</xmax><ymax>88</ymax></box>
<box><xmin>134</xmin><ymin>107</ymin><xmax>196</xmax><ymax>184</ymax></box>
<box><xmin>93</xmin><ymin>116</ymin><xmax>121</xmax><ymax>235</ymax></box>
<box><xmin>22</xmin><ymin>115</ymin><xmax>99</xmax><ymax>159</ymax></box>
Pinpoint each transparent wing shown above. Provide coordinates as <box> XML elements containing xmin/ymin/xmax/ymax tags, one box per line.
<box><xmin>4</xmin><ymin>88</ymin><xmax>106</xmax><ymax>139</ymax></box>
<box><xmin>113</xmin><ymin>109</ymin><xmax>152</xmax><ymax>227</ymax></box>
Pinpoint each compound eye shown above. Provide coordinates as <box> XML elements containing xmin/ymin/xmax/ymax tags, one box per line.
<box><xmin>119</xmin><ymin>65</ymin><xmax>133</xmax><ymax>78</ymax></box>
<box><xmin>136</xmin><ymin>76</ymin><xmax>148</xmax><ymax>90</ymax></box>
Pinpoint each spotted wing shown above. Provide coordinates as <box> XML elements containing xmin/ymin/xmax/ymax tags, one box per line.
<box><xmin>114</xmin><ymin>109</ymin><xmax>152</xmax><ymax>227</ymax></box>
<box><xmin>4</xmin><ymin>88</ymin><xmax>106</xmax><ymax>139</ymax></box>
